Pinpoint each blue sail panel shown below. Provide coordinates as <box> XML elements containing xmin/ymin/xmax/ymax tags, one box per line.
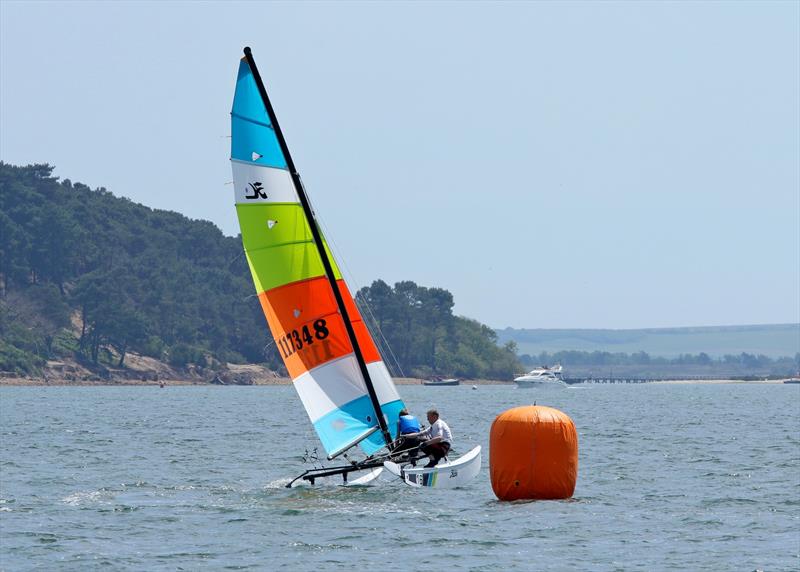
<box><xmin>231</xmin><ymin>59</ymin><xmax>287</xmax><ymax>169</ymax></box>
<box><xmin>363</xmin><ymin>399</ymin><xmax>405</xmax><ymax>453</ymax></box>
<box><xmin>313</xmin><ymin>396</ymin><xmax>404</xmax><ymax>455</ymax></box>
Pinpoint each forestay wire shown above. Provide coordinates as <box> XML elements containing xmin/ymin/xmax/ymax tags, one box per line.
<box><xmin>302</xmin><ymin>187</ymin><xmax>406</xmax><ymax>379</ymax></box>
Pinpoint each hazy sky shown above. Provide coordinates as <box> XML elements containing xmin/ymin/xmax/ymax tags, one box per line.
<box><xmin>2</xmin><ymin>1</ymin><xmax>798</xmax><ymax>330</ymax></box>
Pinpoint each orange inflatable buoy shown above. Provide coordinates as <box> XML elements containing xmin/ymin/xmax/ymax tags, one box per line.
<box><xmin>490</xmin><ymin>405</ymin><xmax>578</xmax><ymax>501</ymax></box>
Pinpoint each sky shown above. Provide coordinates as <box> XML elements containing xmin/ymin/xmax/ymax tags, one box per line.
<box><xmin>1</xmin><ymin>1</ymin><xmax>798</xmax><ymax>330</ymax></box>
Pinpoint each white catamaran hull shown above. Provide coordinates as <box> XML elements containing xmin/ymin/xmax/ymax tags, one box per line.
<box><xmin>384</xmin><ymin>446</ymin><xmax>481</xmax><ymax>488</ymax></box>
<box><xmin>342</xmin><ymin>467</ymin><xmax>383</xmax><ymax>487</ymax></box>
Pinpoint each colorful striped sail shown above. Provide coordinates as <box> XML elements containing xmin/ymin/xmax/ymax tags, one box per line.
<box><xmin>230</xmin><ymin>53</ymin><xmax>404</xmax><ymax>457</ymax></box>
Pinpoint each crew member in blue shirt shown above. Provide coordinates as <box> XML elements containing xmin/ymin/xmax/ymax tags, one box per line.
<box><xmin>393</xmin><ymin>408</ymin><xmax>422</xmax><ymax>455</ymax></box>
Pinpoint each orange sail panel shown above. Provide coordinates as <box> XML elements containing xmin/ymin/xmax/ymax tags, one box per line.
<box><xmin>258</xmin><ymin>278</ymin><xmax>381</xmax><ymax>379</ymax></box>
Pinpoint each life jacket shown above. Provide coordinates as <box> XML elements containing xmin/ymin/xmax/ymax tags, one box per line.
<box><xmin>398</xmin><ymin>414</ymin><xmax>421</xmax><ymax>434</ymax></box>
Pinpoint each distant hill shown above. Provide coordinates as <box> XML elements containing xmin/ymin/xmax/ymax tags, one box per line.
<box><xmin>0</xmin><ymin>163</ymin><xmax>518</xmax><ymax>380</ymax></box>
<box><xmin>496</xmin><ymin>324</ymin><xmax>800</xmax><ymax>359</ymax></box>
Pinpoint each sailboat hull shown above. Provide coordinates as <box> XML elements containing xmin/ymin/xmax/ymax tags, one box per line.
<box><xmin>515</xmin><ymin>380</ymin><xmax>566</xmax><ymax>389</ymax></box>
<box><xmin>384</xmin><ymin>446</ymin><xmax>481</xmax><ymax>489</ymax></box>
<box><xmin>342</xmin><ymin>467</ymin><xmax>383</xmax><ymax>487</ymax></box>
<box><xmin>422</xmin><ymin>378</ymin><xmax>460</xmax><ymax>386</ymax></box>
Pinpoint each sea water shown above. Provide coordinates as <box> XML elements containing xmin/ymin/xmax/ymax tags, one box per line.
<box><xmin>1</xmin><ymin>383</ymin><xmax>798</xmax><ymax>571</ymax></box>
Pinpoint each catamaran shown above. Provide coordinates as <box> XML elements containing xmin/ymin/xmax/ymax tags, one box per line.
<box><xmin>230</xmin><ymin>47</ymin><xmax>480</xmax><ymax>488</ymax></box>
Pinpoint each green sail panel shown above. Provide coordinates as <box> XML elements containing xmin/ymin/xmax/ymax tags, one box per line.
<box><xmin>236</xmin><ymin>203</ymin><xmax>342</xmax><ymax>294</ymax></box>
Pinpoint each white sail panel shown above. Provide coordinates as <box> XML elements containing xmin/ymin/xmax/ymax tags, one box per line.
<box><xmin>294</xmin><ymin>354</ymin><xmax>367</xmax><ymax>423</ymax></box>
<box><xmin>232</xmin><ymin>161</ymin><xmax>298</xmax><ymax>204</ymax></box>
<box><xmin>294</xmin><ymin>355</ymin><xmax>403</xmax><ymax>455</ymax></box>
<box><xmin>294</xmin><ymin>356</ymin><xmax>401</xmax><ymax>422</ymax></box>
<box><xmin>366</xmin><ymin>361</ymin><xmax>402</xmax><ymax>407</ymax></box>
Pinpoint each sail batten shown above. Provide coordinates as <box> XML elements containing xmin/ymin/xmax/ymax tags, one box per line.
<box><xmin>244</xmin><ymin>240</ymin><xmax>315</xmax><ymax>254</ymax></box>
<box><xmin>231</xmin><ymin>48</ymin><xmax>404</xmax><ymax>456</ymax></box>
<box><xmin>230</xmin><ymin>112</ymin><xmax>274</xmax><ymax>129</ymax></box>
<box><xmin>326</xmin><ymin>426</ymin><xmax>381</xmax><ymax>460</ymax></box>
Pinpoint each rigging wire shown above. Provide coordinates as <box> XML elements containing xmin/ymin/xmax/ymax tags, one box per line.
<box><xmin>355</xmin><ymin>290</ymin><xmax>406</xmax><ymax>378</ymax></box>
<box><xmin>301</xmin><ymin>181</ymin><xmax>406</xmax><ymax>379</ymax></box>
<box><xmin>321</xmin><ymin>221</ymin><xmax>406</xmax><ymax>379</ymax></box>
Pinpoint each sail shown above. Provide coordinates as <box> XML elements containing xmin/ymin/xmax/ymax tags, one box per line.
<box><xmin>230</xmin><ymin>55</ymin><xmax>404</xmax><ymax>457</ymax></box>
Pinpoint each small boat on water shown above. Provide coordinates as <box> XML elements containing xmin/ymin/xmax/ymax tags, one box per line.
<box><xmin>230</xmin><ymin>48</ymin><xmax>479</xmax><ymax>489</ymax></box>
<box><xmin>514</xmin><ymin>365</ymin><xmax>566</xmax><ymax>388</ymax></box>
<box><xmin>423</xmin><ymin>377</ymin><xmax>460</xmax><ymax>386</ymax></box>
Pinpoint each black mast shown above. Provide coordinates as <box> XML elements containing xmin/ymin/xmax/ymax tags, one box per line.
<box><xmin>242</xmin><ymin>47</ymin><xmax>393</xmax><ymax>450</ymax></box>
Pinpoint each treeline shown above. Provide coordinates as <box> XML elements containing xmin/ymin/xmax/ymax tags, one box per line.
<box><xmin>0</xmin><ymin>163</ymin><xmax>274</xmax><ymax>375</ymax></box>
<box><xmin>0</xmin><ymin>163</ymin><xmax>519</xmax><ymax>379</ymax></box>
<box><xmin>497</xmin><ymin>324</ymin><xmax>800</xmax><ymax>360</ymax></box>
<box><xmin>520</xmin><ymin>350</ymin><xmax>799</xmax><ymax>377</ymax></box>
<box><xmin>356</xmin><ymin>280</ymin><xmax>519</xmax><ymax>379</ymax></box>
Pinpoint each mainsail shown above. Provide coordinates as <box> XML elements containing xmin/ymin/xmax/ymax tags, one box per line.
<box><xmin>230</xmin><ymin>48</ymin><xmax>404</xmax><ymax>457</ymax></box>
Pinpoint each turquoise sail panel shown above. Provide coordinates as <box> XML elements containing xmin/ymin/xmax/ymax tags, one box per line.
<box><xmin>231</xmin><ymin>59</ymin><xmax>287</xmax><ymax>169</ymax></box>
<box><xmin>313</xmin><ymin>396</ymin><xmax>404</xmax><ymax>455</ymax></box>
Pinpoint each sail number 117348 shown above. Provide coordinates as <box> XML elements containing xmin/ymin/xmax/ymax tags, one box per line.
<box><xmin>277</xmin><ymin>319</ymin><xmax>329</xmax><ymax>358</ymax></box>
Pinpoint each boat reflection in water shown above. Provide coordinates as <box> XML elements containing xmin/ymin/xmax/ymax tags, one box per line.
<box><xmin>514</xmin><ymin>365</ymin><xmax>566</xmax><ymax>388</ymax></box>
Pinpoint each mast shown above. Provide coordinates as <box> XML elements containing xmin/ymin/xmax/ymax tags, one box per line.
<box><xmin>242</xmin><ymin>47</ymin><xmax>393</xmax><ymax>450</ymax></box>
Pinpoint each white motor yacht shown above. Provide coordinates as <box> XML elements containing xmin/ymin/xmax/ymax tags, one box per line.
<box><xmin>514</xmin><ymin>365</ymin><xmax>566</xmax><ymax>388</ymax></box>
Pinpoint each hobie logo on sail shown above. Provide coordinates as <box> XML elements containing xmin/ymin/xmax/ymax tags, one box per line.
<box><xmin>245</xmin><ymin>181</ymin><xmax>267</xmax><ymax>200</ymax></box>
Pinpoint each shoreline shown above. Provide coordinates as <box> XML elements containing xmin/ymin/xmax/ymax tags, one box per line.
<box><xmin>0</xmin><ymin>377</ymin><xmax>504</xmax><ymax>387</ymax></box>
<box><xmin>0</xmin><ymin>378</ymin><xmax>794</xmax><ymax>387</ymax></box>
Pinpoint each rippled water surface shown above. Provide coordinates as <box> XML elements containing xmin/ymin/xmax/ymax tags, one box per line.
<box><xmin>1</xmin><ymin>383</ymin><xmax>798</xmax><ymax>570</ymax></box>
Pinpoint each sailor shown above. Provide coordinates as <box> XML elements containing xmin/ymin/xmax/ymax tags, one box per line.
<box><xmin>397</xmin><ymin>408</ymin><xmax>421</xmax><ymax>435</ymax></box>
<box><xmin>393</xmin><ymin>409</ymin><xmax>423</xmax><ymax>455</ymax></box>
<box><xmin>416</xmin><ymin>408</ymin><xmax>453</xmax><ymax>468</ymax></box>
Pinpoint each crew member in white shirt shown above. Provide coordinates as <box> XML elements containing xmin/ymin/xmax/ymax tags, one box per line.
<box><xmin>417</xmin><ymin>408</ymin><xmax>453</xmax><ymax>468</ymax></box>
